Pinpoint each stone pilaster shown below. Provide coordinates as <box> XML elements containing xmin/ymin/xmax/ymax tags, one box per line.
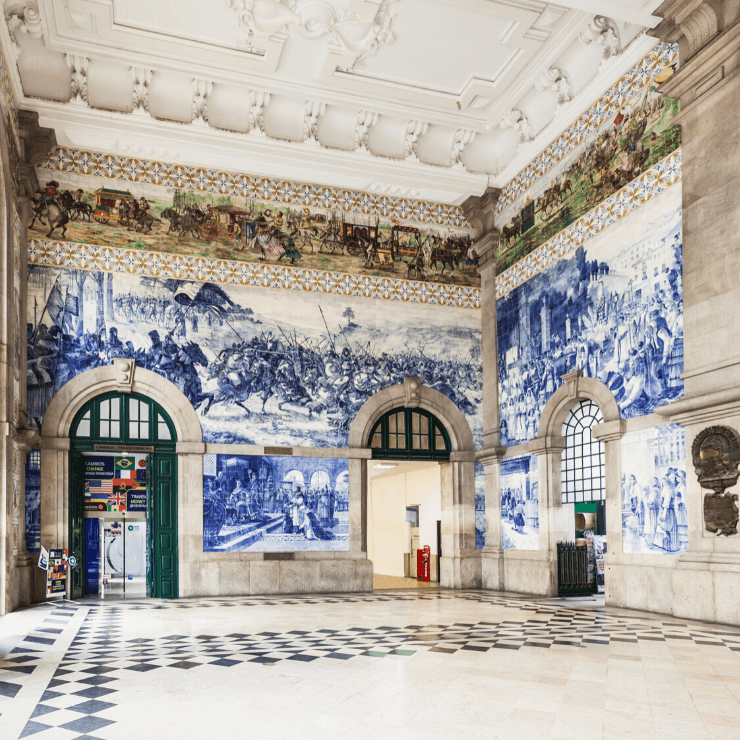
<box><xmin>651</xmin><ymin>0</ymin><xmax>740</xmax><ymax>400</ymax></box>
<box><xmin>462</xmin><ymin>187</ymin><xmax>507</xmax><ymax>588</ymax></box>
<box><xmin>652</xmin><ymin>1</ymin><xmax>740</xmax><ymax>624</ymax></box>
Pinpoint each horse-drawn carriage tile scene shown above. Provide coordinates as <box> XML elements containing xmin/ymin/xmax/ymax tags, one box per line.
<box><xmin>30</xmin><ymin>151</ymin><xmax>479</xmax><ymax>288</ymax></box>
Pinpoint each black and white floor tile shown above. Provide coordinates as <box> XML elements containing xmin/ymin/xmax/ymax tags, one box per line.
<box><xmin>1</xmin><ymin>591</ymin><xmax>739</xmax><ymax>740</ymax></box>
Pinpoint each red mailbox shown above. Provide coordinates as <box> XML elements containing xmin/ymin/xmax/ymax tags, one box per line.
<box><xmin>416</xmin><ymin>545</ymin><xmax>431</xmax><ymax>582</ymax></box>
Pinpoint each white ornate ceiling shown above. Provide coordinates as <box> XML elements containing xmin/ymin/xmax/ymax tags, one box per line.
<box><xmin>2</xmin><ymin>0</ymin><xmax>663</xmax><ymax>203</ymax></box>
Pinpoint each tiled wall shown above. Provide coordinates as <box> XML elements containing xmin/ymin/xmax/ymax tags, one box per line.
<box><xmin>496</xmin><ymin>185</ymin><xmax>683</xmax><ymax>448</ymax></box>
<box><xmin>203</xmin><ymin>453</ymin><xmax>349</xmax><ymax>554</ymax></box>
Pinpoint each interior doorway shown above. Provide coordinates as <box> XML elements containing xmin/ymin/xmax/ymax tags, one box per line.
<box><xmin>366</xmin><ymin>406</ymin><xmax>451</xmax><ymax>590</ymax></box>
<box><xmin>367</xmin><ymin>461</ymin><xmax>443</xmax><ymax>589</ymax></box>
<box><xmin>69</xmin><ymin>392</ymin><xmax>178</xmax><ymax>600</ymax></box>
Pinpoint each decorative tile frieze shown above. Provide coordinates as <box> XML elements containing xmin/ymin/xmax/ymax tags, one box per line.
<box><xmin>28</xmin><ymin>239</ymin><xmax>481</xmax><ymax>310</ymax></box>
<box><xmin>37</xmin><ymin>146</ymin><xmax>473</xmax><ymax>230</ymax></box>
<box><xmin>495</xmin><ymin>43</ymin><xmax>680</xmax><ymax>217</ymax></box>
<box><xmin>496</xmin><ymin>149</ymin><xmax>682</xmax><ymax>299</ymax></box>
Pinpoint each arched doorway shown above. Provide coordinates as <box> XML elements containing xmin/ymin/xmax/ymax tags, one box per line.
<box><xmin>367</xmin><ymin>407</ymin><xmax>451</xmax><ymax>587</ymax></box>
<box><xmin>69</xmin><ymin>391</ymin><xmax>178</xmax><ymax>599</ymax></box>
<box><xmin>560</xmin><ymin>399</ymin><xmax>607</xmax><ymax>593</ymax></box>
<box><xmin>348</xmin><ymin>380</ymin><xmax>479</xmax><ymax>590</ymax></box>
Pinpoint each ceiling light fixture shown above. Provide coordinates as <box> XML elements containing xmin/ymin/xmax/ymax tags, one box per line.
<box><xmin>373</xmin><ymin>463</ymin><xmax>397</xmax><ymax>469</ymax></box>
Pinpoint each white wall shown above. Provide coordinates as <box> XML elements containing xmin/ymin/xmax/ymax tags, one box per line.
<box><xmin>368</xmin><ymin>464</ymin><xmax>441</xmax><ymax>577</ymax></box>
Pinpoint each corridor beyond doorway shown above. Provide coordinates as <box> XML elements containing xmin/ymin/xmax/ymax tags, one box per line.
<box><xmin>367</xmin><ymin>461</ymin><xmax>442</xmax><ymax>589</ymax></box>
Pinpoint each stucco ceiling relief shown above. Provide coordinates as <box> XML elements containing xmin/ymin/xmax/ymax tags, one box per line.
<box><xmin>228</xmin><ymin>0</ymin><xmax>400</xmax><ymax>71</ymax></box>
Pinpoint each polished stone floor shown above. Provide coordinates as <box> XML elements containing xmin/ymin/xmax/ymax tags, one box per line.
<box><xmin>1</xmin><ymin>590</ymin><xmax>739</xmax><ymax>740</ymax></box>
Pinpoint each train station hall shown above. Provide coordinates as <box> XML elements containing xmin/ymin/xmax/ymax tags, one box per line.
<box><xmin>1</xmin><ymin>0</ymin><xmax>739</xmax><ymax>738</ymax></box>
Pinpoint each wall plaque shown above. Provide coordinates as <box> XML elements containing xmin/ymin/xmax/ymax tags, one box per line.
<box><xmin>692</xmin><ymin>426</ymin><xmax>740</xmax><ymax>536</ymax></box>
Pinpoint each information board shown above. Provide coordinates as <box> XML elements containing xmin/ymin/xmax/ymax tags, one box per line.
<box><xmin>46</xmin><ymin>548</ymin><xmax>68</xmax><ymax>598</ymax></box>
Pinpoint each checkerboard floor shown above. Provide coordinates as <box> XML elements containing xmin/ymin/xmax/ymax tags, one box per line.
<box><xmin>1</xmin><ymin>591</ymin><xmax>739</xmax><ymax>740</ymax></box>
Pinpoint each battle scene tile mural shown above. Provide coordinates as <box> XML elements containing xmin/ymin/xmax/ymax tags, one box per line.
<box><xmin>497</xmin><ymin>186</ymin><xmax>683</xmax><ymax>448</ymax></box>
<box><xmin>496</xmin><ymin>49</ymin><xmax>680</xmax><ymax>275</ymax></box>
<box><xmin>26</xmin><ymin>267</ymin><xmax>482</xmax><ymax>449</ymax></box>
<box><xmin>500</xmin><ymin>455</ymin><xmax>539</xmax><ymax>550</ymax></box>
<box><xmin>203</xmin><ymin>454</ymin><xmax>349</xmax><ymax>553</ymax></box>
<box><xmin>620</xmin><ymin>424</ymin><xmax>688</xmax><ymax>555</ymax></box>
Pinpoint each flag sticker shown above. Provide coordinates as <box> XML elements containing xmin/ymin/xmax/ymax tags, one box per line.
<box><xmin>115</xmin><ymin>456</ymin><xmax>135</xmax><ymax>471</ymax></box>
<box><xmin>85</xmin><ymin>480</ymin><xmax>113</xmax><ymax>511</ymax></box>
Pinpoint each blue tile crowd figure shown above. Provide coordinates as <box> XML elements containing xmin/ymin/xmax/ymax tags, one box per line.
<box><xmin>497</xmin><ymin>211</ymin><xmax>683</xmax><ymax>447</ymax></box>
<box><xmin>203</xmin><ymin>455</ymin><xmax>349</xmax><ymax>552</ymax></box>
<box><xmin>622</xmin><ymin>468</ymin><xmax>688</xmax><ymax>554</ymax></box>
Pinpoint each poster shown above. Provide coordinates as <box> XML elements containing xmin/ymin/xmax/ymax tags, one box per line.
<box><xmin>84</xmin><ymin>454</ymin><xmax>148</xmax><ymax>511</ymax></box>
<box><xmin>85</xmin><ymin>519</ymin><xmax>100</xmax><ymax>595</ymax></box>
<box><xmin>46</xmin><ymin>548</ymin><xmax>67</xmax><ymax>597</ymax></box>
<box><xmin>84</xmin><ymin>456</ymin><xmax>114</xmax><ymax>480</ymax></box>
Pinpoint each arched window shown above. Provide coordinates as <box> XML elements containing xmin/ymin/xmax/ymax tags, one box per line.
<box><xmin>561</xmin><ymin>399</ymin><xmax>605</xmax><ymax>503</ymax></box>
<box><xmin>368</xmin><ymin>407</ymin><xmax>451</xmax><ymax>460</ymax></box>
<box><xmin>70</xmin><ymin>392</ymin><xmax>176</xmax><ymax>446</ymax></box>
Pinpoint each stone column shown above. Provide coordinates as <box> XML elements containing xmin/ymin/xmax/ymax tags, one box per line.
<box><xmin>529</xmin><ymin>437</ymin><xmax>568</xmax><ymax>596</ymax></box>
<box><xmin>461</xmin><ymin>187</ymin><xmax>507</xmax><ymax>590</ymax></box>
<box><xmin>478</xmin><ymin>447</ymin><xmax>505</xmax><ymax>590</ymax></box>
<box><xmin>652</xmin><ymin>0</ymin><xmax>740</xmax><ymax>624</ymax></box>
<box><xmin>591</xmin><ymin>420</ymin><xmax>626</xmax><ymax>601</ymax></box>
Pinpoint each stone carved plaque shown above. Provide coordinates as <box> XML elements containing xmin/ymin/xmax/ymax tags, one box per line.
<box><xmin>692</xmin><ymin>426</ymin><xmax>740</xmax><ymax>536</ymax></box>
<box><xmin>703</xmin><ymin>492</ymin><xmax>740</xmax><ymax>537</ymax></box>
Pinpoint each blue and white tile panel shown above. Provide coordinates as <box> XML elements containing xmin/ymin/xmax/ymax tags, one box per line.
<box><xmin>496</xmin><ymin>149</ymin><xmax>682</xmax><ymax>299</ymax></box>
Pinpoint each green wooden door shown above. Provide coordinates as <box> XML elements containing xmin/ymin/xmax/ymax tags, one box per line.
<box><xmin>69</xmin><ymin>452</ymin><xmax>86</xmax><ymax>599</ymax></box>
<box><xmin>152</xmin><ymin>453</ymin><xmax>178</xmax><ymax>598</ymax></box>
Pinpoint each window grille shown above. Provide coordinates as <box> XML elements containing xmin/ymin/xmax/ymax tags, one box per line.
<box><xmin>561</xmin><ymin>399</ymin><xmax>605</xmax><ymax>503</ymax></box>
<box><xmin>368</xmin><ymin>407</ymin><xmax>451</xmax><ymax>460</ymax></box>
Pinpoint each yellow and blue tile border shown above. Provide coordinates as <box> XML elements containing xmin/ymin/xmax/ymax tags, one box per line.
<box><xmin>495</xmin><ymin>42</ymin><xmax>679</xmax><ymax>218</ymax></box>
<box><xmin>496</xmin><ymin>149</ymin><xmax>682</xmax><ymax>299</ymax></box>
<box><xmin>28</xmin><ymin>150</ymin><xmax>680</xmax><ymax>310</ymax></box>
<box><xmin>37</xmin><ymin>148</ymin><xmax>473</xmax><ymax>231</ymax></box>
<box><xmin>28</xmin><ymin>240</ymin><xmax>482</xmax><ymax>310</ymax></box>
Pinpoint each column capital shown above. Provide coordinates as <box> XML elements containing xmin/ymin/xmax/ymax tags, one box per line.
<box><xmin>651</xmin><ymin>0</ymin><xmax>740</xmax><ymax>112</ymax></box>
<box><xmin>476</xmin><ymin>445</ymin><xmax>507</xmax><ymax>466</ymax></box>
<box><xmin>591</xmin><ymin>418</ymin><xmax>627</xmax><ymax>443</ymax></box>
<box><xmin>461</xmin><ymin>186</ymin><xmax>502</xmax><ymax>271</ymax></box>
<box><xmin>529</xmin><ymin>436</ymin><xmax>567</xmax><ymax>456</ymax></box>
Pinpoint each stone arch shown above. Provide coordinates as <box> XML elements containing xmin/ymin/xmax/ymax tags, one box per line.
<box><xmin>348</xmin><ymin>382</ymin><xmax>475</xmax><ymax>454</ymax></box>
<box><xmin>348</xmin><ymin>380</ymin><xmax>479</xmax><ymax>590</ymax></box>
<box><xmin>37</xmin><ymin>362</ymin><xmax>204</xmax><ymax>601</ymax></box>
<box><xmin>537</xmin><ymin>373</ymin><xmax>620</xmax><ymax>442</ymax></box>
<box><xmin>41</xmin><ymin>363</ymin><xmax>202</xmax><ymax>443</ymax></box>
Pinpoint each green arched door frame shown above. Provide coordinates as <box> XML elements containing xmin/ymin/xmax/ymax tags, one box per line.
<box><xmin>69</xmin><ymin>391</ymin><xmax>178</xmax><ymax>599</ymax></box>
<box><xmin>368</xmin><ymin>406</ymin><xmax>451</xmax><ymax>461</ymax></box>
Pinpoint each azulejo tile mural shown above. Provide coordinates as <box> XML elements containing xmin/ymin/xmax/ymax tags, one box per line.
<box><xmin>38</xmin><ymin>148</ymin><xmax>471</xmax><ymax>228</ymax></box>
<box><xmin>203</xmin><ymin>454</ymin><xmax>349</xmax><ymax>552</ymax></box>
<box><xmin>497</xmin><ymin>185</ymin><xmax>683</xmax><ymax>448</ymax></box>
<box><xmin>496</xmin><ymin>150</ymin><xmax>681</xmax><ymax>300</ymax></box>
<box><xmin>620</xmin><ymin>424</ymin><xmax>688</xmax><ymax>555</ymax></box>
<box><xmin>501</xmin><ymin>455</ymin><xmax>539</xmax><ymax>550</ymax></box>
<box><xmin>26</xmin><ymin>266</ymin><xmax>482</xmax><ymax>448</ymax></box>
<box><xmin>495</xmin><ymin>44</ymin><xmax>680</xmax><ymax>275</ymax></box>
<box><xmin>31</xmin><ymin>150</ymin><xmax>478</xmax><ymax>288</ymax></box>
<box><xmin>28</xmin><ymin>240</ymin><xmax>481</xmax><ymax>310</ymax></box>
<box><xmin>495</xmin><ymin>43</ymin><xmax>678</xmax><ymax>217</ymax></box>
